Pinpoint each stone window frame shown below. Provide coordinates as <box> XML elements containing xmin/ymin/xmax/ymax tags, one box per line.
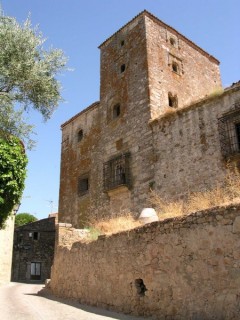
<box><xmin>166</xmin><ymin>31</ymin><xmax>179</xmax><ymax>49</ymax></box>
<box><xmin>78</xmin><ymin>173</ymin><xmax>90</xmax><ymax>196</ymax></box>
<box><xmin>107</xmin><ymin>102</ymin><xmax>123</xmax><ymax>123</ymax></box>
<box><xmin>168</xmin><ymin>53</ymin><xmax>183</xmax><ymax>75</ymax></box>
<box><xmin>103</xmin><ymin>153</ymin><xmax>131</xmax><ymax>191</ymax></box>
<box><xmin>168</xmin><ymin>92</ymin><xmax>178</xmax><ymax>108</ymax></box>
<box><xmin>218</xmin><ymin>103</ymin><xmax>240</xmax><ymax>159</ymax></box>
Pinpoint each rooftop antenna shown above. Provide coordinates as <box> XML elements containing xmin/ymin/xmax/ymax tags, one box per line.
<box><xmin>46</xmin><ymin>200</ymin><xmax>54</xmax><ymax>213</ymax></box>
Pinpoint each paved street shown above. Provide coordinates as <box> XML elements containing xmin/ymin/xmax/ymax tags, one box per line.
<box><xmin>0</xmin><ymin>282</ymin><xmax>146</xmax><ymax>320</ymax></box>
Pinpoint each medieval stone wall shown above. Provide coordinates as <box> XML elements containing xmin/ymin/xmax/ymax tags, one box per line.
<box><xmin>151</xmin><ymin>85</ymin><xmax>240</xmax><ymax>199</ymax></box>
<box><xmin>58</xmin><ymin>11</ymin><xmax>225</xmax><ymax>228</ymax></box>
<box><xmin>50</xmin><ymin>204</ymin><xmax>240</xmax><ymax>319</ymax></box>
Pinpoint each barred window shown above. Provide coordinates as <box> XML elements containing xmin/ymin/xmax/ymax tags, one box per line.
<box><xmin>218</xmin><ymin>104</ymin><xmax>240</xmax><ymax>158</ymax></box>
<box><xmin>103</xmin><ymin>153</ymin><xmax>130</xmax><ymax>191</ymax></box>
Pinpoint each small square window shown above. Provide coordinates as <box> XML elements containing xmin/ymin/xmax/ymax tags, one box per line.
<box><xmin>120</xmin><ymin>40</ymin><xmax>125</xmax><ymax>46</ymax></box>
<box><xmin>33</xmin><ymin>232</ymin><xmax>39</xmax><ymax>240</ymax></box>
<box><xmin>78</xmin><ymin>176</ymin><xmax>89</xmax><ymax>196</ymax></box>
<box><xmin>168</xmin><ymin>53</ymin><xmax>182</xmax><ymax>75</ymax></box>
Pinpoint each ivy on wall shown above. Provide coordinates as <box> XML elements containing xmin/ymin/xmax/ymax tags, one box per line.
<box><xmin>0</xmin><ymin>137</ymin><xmax>27</xmax><ymax>228</ymax></box>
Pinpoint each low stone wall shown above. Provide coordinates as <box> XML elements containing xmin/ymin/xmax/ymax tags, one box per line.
<box><xmin>50</xmin><ymin>204</ymin><xmax>240</xmax><ymax>319</ymax></box>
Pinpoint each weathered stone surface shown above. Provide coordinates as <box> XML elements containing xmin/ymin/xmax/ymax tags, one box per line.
<box><xmin>11</xmin><ymin>217</ymin><xmax>56</xmax><ymax>283</ymax></box>
<box><xmin>50</xmin><ymin>204</ymin><xmax>240</xmax><ymax>319</ymax></box>
<box><xmin>57</xmin><ymin>11</ymin><xmax>230</xmax><ymax>228</ymax></box>
<box><xmin>233</xmin><ymin>216</ymin><xmax>240</xmax><ymax>233</ymax></box>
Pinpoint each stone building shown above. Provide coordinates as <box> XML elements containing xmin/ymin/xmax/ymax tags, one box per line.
<box><xmin>0</xmin><ymin>215</ymin><xmax>15</xmax><ymax>284</ymax></box>
<box><xmin>11</xmin><ymin>216</ymin><xmax>56</xmax><ymax>282</ymax></box>
<box><xmin>59</xmin><ymin>10</ymin><xmax>240</xmax><ymax>227</ymax></box>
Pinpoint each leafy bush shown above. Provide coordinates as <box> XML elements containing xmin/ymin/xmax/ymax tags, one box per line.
<box><xmin>0</xmin><ymin>136</ymin><xmax>27</xmax><ymax>228</ymax></box>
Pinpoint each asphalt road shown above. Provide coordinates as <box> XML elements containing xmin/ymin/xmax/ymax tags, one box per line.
<box><xmin>0</xmin><ymin>282</ymin><xmax>147</xmax><ymax>320</ymax></box>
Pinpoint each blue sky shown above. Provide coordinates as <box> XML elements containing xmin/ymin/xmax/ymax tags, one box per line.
<box><xmin>3</xmin><ymin>0</ymin><xmax>240</xmax><ymax>219</ymax></box>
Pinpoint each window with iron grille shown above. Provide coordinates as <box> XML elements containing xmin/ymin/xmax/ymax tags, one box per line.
<box><xmin>103</xmin><ymin>153</ymin><xmax>131</xmax><ymax>191</ymax></box>
<box><xmin>218</xmin><ymin>104</ymin><xmax>240</xmax><ymax>158</ymax></box>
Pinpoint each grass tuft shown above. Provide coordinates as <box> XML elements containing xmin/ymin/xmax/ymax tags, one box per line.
<box><xmin>149</xmin><ymin>166</ymin><xmax>240</xmax><ymax>220</ymax></box>
<box><xmin>83</xmin><ymin>168</ymin><xmax>240</xmax><ymax>239</ymax></box>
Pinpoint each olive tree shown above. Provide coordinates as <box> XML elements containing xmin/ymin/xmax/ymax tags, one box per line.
<box><xmin>0</xmin><ymin>13</ymin><xmax>68</xmax><ymax>147</ymax></box>
<box><xmin>0</xmin><ymin>11</ymin><xmax>68</xmax><ymax>226</ymax></box>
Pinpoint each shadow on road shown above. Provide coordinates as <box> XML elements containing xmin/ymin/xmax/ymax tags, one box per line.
<box><xmin>24</xmin><ymin>287</ymin><xmax>148</xmax><ymax>320</ymax></box>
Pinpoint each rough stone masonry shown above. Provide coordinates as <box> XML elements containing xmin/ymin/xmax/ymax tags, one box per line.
<box><xmin>58</xmin><ymin>10</ymin><xmax>236</xmax><ymax>228</ymax></box>
<box><xmin>52</xmin><ymin>10</ymin><xmax>240</xmax><ymax>319</ymax></box>
<box><xmin>50</xmin><ymin>204</ymin><xmax>240</xmax><ymax>319</ymax></box>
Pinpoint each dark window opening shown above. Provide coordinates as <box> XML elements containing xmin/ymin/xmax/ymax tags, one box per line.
<box><xmin>170</xmin><ymin>37</ymin><xmax>176</xmax><ymax>46</ymax></box>
<box><xmin>135</xmin><ymin>279</ymin><xmax>147</xmax><ymax>296</ymax></box>
<box><xmin>218</xmin><ymin>104</ymin><xmax>240</xmax><ymax>158</ymax></box>
<box><xmin>103</xmin><ymin>153</ymin><xmax>130</xmax><ymax>191</ymax></box>
<box><xmin>77</xmin><ymin>129</ymin><xmax>83</xmax><ymax>142</ymax></box>
<box><xmin>120</xmin><ymin>40</ymin><xmax>125</xmax><ymax>46</ymax></box>
<box><xmin>168</xmin><ymin>92</ymin><xmax>178</xmax><ymax>108</ymax></box>
<box><xmin>120</xmin><ymin>64</ymin><xmax>126</xmax><ymax>73</ymax></box>
<box><xmin>172</xmin><ymin>62</ymin><xmax>179</xmax><ymax>73</ymax></box>
<box><xmin>113</xmin><ymin>104</ymin><xmax>121</xmax><ymax>119</ymax></box>
<box><xmin>30</xmin><ymin>262</ymin><xmax>41</xmax><ymax>280</ymax></box>
<box><xmin>235</xmin><ymin>123</ymin><xmax>240</xmax><ymax>150</ymax></box>
<box><xmin>78</xmin><ymin>177</ymin><xmax>89</xmax><ymax>196</ymax></box>
<box><xmin>33</xmin><ymin>232</ymin><xmax>39</xmax><ymax>240</ymax></box>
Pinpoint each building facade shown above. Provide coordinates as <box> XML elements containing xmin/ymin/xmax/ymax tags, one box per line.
<box><xmin>12</xmin><ymin>216</ymin><xmax>56</xmax><ymax>283</ymax></box>
<box><xmin>58</xmin><ymin>10</ymin><xmax>240</xmax><ymax>228</ymax></box>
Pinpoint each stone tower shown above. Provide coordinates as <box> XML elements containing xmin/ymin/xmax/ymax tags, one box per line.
<box><xmin>59</xmin><ymin>11</ymin><xmax>222</xmax><ymax>227</ymax></box>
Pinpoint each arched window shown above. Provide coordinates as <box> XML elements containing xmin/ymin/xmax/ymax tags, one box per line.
<box><xmin>77</xmin><ymin>129</ymin><xmax>83</xmax><ymax>142</ymax></box>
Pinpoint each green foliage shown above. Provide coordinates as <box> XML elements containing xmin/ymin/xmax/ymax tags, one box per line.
<box><xmin>15</xmin><ymin>213</ymin><xmax>37</xmax><ymax>227</ymax></box>
<box><xmin>0</xmin><ymin>136</ymin><xmax>27</xmax><ymax>228</ymax></box>
<box><xmin>0</xmin><ymin>13</ymin><xmax>68</xmax><ymax>148</ymax></box>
